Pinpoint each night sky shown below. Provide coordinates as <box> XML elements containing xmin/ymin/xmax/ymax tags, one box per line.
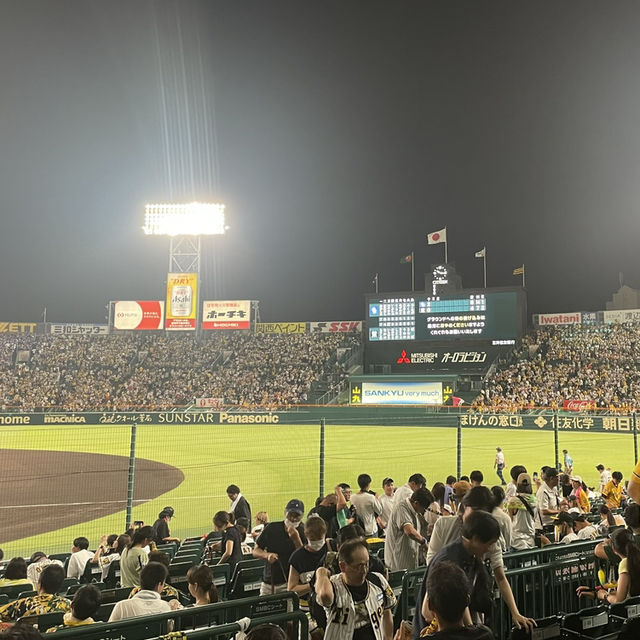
<box><xmin>2</xmin><ymin>1</ymin><xmax>640</xmax><ymax>324</ymax></box>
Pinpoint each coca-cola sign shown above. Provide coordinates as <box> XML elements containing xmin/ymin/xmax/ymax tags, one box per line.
<box><xmin>563</xmin><ymin>400</ymin><xmax>596</xmax><ymax>412</ymax></box>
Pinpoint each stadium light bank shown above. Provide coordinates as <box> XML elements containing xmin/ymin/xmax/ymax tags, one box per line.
<box><xmin>142</xmin><ymin>202</ymin><xmax>227</xmax><ymax>236</ymax></box>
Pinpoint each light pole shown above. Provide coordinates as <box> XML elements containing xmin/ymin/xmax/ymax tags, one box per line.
<box><xmin>143</xmin><ymin>202</ymin><xmax>227</xmax><ymax>332</ymax></box>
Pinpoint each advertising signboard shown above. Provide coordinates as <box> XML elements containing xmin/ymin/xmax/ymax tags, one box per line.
<box><xmin>165</xmin><ymin>273</ymin><xmax>197</xmax><ymax>330</ymax></box>
<box><xmin>202</xmin><ymin>301</ymin><xmax>251</xmax><ymax>330</ymax></box>
<box><xmin>50</xmin><ymin>324</ymin><xmax>109</xmax><ymax>335</ymax></box>
<box><xmin>114</xmin><ymin>301</ymin><xmax>164</xmax><ymax>331</ymax></box>
<box><xmin>352</xmin><ymin>381</ymin><xmax>443</xmax><ymax>405</ymax></box>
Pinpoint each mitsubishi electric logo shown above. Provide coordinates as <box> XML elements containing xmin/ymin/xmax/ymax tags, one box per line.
<box><xmin>397</xmin><ymin>349</ymin><xmax>410</xmax><ymax>364</ymax></box>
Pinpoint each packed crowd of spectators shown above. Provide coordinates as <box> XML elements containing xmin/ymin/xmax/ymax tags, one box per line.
<box><xmin>476</xmin><ymin>323</ymin><xmax>640</xmax><ymax>411</ymax></box>
<box><xmin>0</xmin><ymin>332</ymin><xmax>359</xmax><ymax>411</ymax></box>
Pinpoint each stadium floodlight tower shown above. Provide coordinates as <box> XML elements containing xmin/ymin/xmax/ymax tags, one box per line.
<box><xmin>143</xmin><ymin>202</ymin><xmax>226</xmax><ymax>330</ymax></box>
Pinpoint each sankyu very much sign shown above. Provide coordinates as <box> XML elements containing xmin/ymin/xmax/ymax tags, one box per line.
<box><xmin>50</xmin><ymin>324</ymin><xmax>109</xmax><ymax>335</ymax></box>
<box><xmin>202</xmin><ymin>301</ymin><xmax>251</xmax><ymax>330</ymax></box>
<box><xmin>165</xmin><ymin>273</ymin><xmax>197</xmax><ymax>331</ymax></box>
<box><xmin>310</xmin><ymin>321</ymin><xmax>362</xmax><ymax>333</ymax></box>
<box><xmin>114</xmin><ymin>301</ymin><xmax>164</xmax><ymax>331</ymax></box>
<box><xmin>356</xmin><ymin>381</ymin><xmax>443</xmax><ymax>405</ymax></box>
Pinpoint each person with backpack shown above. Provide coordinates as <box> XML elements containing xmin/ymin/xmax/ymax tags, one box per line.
<box><xmin>506</xmin><ymin>473</ymin><xmax>538</xmax><ymax>550</ymax></box>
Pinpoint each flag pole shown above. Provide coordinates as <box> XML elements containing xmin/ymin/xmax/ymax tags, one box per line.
<box><xmin>444</xmin><ymin>227</ymin><xmax>448</xmax><ymax>263</ymax></box>
<box><xmin>374</xmin><ymin>273</ymin><xmax>379</xmax><ymax>293</ymax></box>
<box><xmin>411</xmin><ymin>252</ymin><xmax>415</xmax><ymax>291</ymax></box>
<box><xmin>522</xmin><ymin>264</ymin><xmax>526</xmax><ymax>288</ymax></box>
<box><xmin>483</xmin><ymin>248</ymin><xmax>487</xmax><ymax>289</ymax></box>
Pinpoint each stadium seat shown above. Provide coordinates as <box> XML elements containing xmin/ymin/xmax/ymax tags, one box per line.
<box><xmin>211</xmin><ymin>563</ymin><xmax>231</xmax><ymax>601</ymax></box>
<box><xmin>94</xmin><ymin>601</ymin><xmax>117</xmax><ymax>622</ymax></box>
<box><xmin>103</xmin><ymin>559</ymin><xmax>120</xmax><ymax>588</ymax></box>
<box><xmin>0</xmin><ymin>584</ymin><xmax>35</xmax><ymax>599</ymax></box>
<box><xmin>18</xmin><ymin>610</ymin><xmax>65</xmax><ymax>632</ymax></box>
<box><xmin>609</xmin><ymin>595</ymin><xmax>640</xmax><ymax>621</ymax></box>
<box><xmin>169</xmin><ymin>561</ymin><xmax>195</xmax><ymax>579</ymax></box>
<box><xmin>511</xmin><ymin>616</ymin><xmax>561</xmax><ymax>640</ymax></box>
<box><xmin>58</xmin><ymin>577</ymin><xmax>79</xmax><ymax>594</ymax></box>
<box><xmin>618</xmin><ymin>616</ymin><xmax>640</xmax><ymax>640</ymax></box>
<box><xmin>230</xmin><ymin>558</ymin><xmax>265</xmax><ymax>583</ymax></box>
<box><xmin>387</xmin><ymin>570</ymin><xmax>405</xmax><ymax>598</ymax></box>
<box><xmin>49</xmin><ymin>552</ymin><xmax>71</xmax><ymax>564</ymax></box>
<box><xmin>228</xmin><ymin>566</ymin><xmax>264</xmax><ymax>599</ymax></box>
<box><xmin>80</xmin><ymin>559</ymin><xmax>103</xmax><ymax>584</ymax></box>
<box><xmin>562</xmin><ymin>605</ymin><xmax>622</xmax><ymax>639</ymax></box>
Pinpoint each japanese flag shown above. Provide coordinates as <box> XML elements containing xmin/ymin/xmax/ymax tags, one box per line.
<box><xmin>427</xmin><ymin>228</ymin><xmax>446</xmax><ymax>245</ymax></box>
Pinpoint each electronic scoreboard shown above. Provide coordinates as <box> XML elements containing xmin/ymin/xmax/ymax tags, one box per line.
<box><xmin>367</xmin><ymin>290</ymin><xmax>522</xmax><ymax>342</ymax></box>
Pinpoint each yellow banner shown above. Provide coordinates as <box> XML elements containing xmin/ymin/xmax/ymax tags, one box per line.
<box><xmin>165</xmin><ymin>273</ymin><xmax>197</xmax><ymax>331</ymax></box>
<box><xmin>255</xmin><ymin>322</ymin><xmax>306</xmax><ymax>334</ymax></box>
<box><xmin>0</xmin><ymin>322</ymin><xmax>36</xmax><ymax>333</ymax></box>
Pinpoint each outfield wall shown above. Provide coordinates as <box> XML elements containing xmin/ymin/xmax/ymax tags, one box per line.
<box><xmin>0</xmin><ymin>407</ymin><xmax>635</xmax><ymax>433</ymax></box>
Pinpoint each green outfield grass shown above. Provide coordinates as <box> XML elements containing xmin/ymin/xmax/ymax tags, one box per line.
<box><xmin>0</xmin><ymin>422</ymin><xmax>636</xmax><ymax>558</ymax></box>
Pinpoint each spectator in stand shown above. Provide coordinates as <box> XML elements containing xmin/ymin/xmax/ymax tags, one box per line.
<box><xmin>2</xmin><ymin>625</ymin><xmax>42</xmax><ymax>640</ymax></box>
<box><xmin>253</xmin><ymin>499</ymin><xmax>307</xmax><ymax>595</ymax></box>
<box><xmin>0</xmin><ymin>558</ymin><xmax>32</xmax><ymax>588</ymax></box>
<box><xmin>152</xmin><ymin>507</ymin><xmax>180</xmax><ymax>545</ymax></box>
<box><xmin>120</xmin><ymin>525</ymin><xmax>154</xmax><ymax>588</ymax></box>
<box><xmin>350</xmin><ymin>474</ymin><xmax>382</xmax><ymax>537</ymax></box>
<box><xmin>578</xmin><ymin>528</ymin><xmax>640</xmax><ymax>603</ymax></box>
<box><xmin>212</xmin><ymin>511</ymin><xmax>243</xmax><ymax>574</ymax></box>
<box><xmin>596</xmin><ymin>505</ymin><xmax>625</xmax><ymax>536</ymax></box>
<box><xmin>227</xmin><ymin>485</ymin><xmax>251</xmax><ymax>523</ymax></box>
<box><xmin>46</xmin><ymin>584</ymin><xmax>102</xmax><ymax>632</ymax></box>
<box><xmin>535</xmin><ymin>467</ymin><xmax>561</xmax><ymax>531</ymax></box>
<box><xmin>92</xmin><ymin>534</ymin><xmax>129</xmax><ymax>582</ymax></box>
<box><xmin>423</xmin><ymin>561</ymin><xmax>493</xmax><ymax>640</ymax></box>
<box><xmin>597</xmin><ymin>464</ymin><xmax>613</xmax><ymax>493</ymax></box>
<box><xmin>186</xmin><ymin>564</ymin><xmax>218</xmax><ymax>606</ymax></box>
<box><xmin>555</xmin><ymin>512</ymin><xmax>598</xmax><ymax>544</ymax></box>
<box><xmin>558</xmin><ymin>474</ymin><xmax>572</xmax><ymax>499</ymax></box>
<box><xmin>507</xmin><ymin>473</ymin><xmax>537</xmax><ymax>550</ymax></box>
<box><xmin>109</xmin><ymin>562</ymin><xmax>181</xmax><ymax>621</ymax></box>
<box><xmin>490</xmin><ymin>486</ymin><xmax>512</xmax><ymax>552</ymax></box>
<box><xmin>602</xmin><ymin>471</ymin><xmax>625</xmax><ymax>509</ymax></box>
<box><xmin>596</xmin><ymin>503</ymin><xmax>640</xmax><ymax>565</ymax></box>
<box><xmin>128</xmin><ymin>551</ymin><xmax>180</xmax><ymax>599</ymax></box>
<box><xmin>443</xmin><ymin>476</ymin><xmax>457</xmax><ymax>512</ymax></box>
<box><xmin>287</xmin><ymin>516</ymin><xmax>328</xmax><ymax>609</ymax></box>
<box><xmin>384</xmin><ymin>488</ymin><xmax>433</xmax><ymax>572</ymax></box>
<box><xmin>395</xmin><ymin>473</ymin><xmax>427</xmax><ymax>505</ymax></box>
<box><xmin>377</xmin><ymin>478</ymin><xmax>395</xmax><ymax>535</ymax></box>
<box><xmin>0</xmin><ymin>564</ymin><xmax>70</xmax><ymax>622</ymax></box>
<box><xmin>67</xmin><ymin>536</ymin><xmax>93</xmax><ymax>580</ymax></box>
<box><xmin>570</xmin><ymin>476</ymin><xmax>590</xmax><ymax>513</ymax></box>
<box><xmin>252</xmin><ymin>511</ymin><xmax>269</xmax><ymax>540</ymax></box>
<box><xmin>316</xmin><ymin>538</ymin><xmax>396</xmax><ymax>640</ymax></box>
<box><xmin>309</xmin><ymin>487</ymin><xmax>347</xmax><ymax>534</ymax></box>
<box><xmin>470</xmin><ymin>471</ymin><xmax>483</xmax><ymax>487</ymax></box>
<box><xmin>26</xmin><ymin>552</ymin><xmax>63</xmax><ymax>588</ymax></box>
<box><xmin>505</xmin><ymin>465</ymin><xmax>527</xmax><ymax>501</ymax></box>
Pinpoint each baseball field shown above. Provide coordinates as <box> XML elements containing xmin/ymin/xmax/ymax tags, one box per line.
<box><xmin>0</xmin><ymin>421</ymin><xmax>635</xmax><ymax>558</ymax></box>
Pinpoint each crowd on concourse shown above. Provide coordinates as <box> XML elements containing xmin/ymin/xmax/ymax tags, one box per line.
<box><xmin>475</xmin><ymin>323</ymin><xmax>640</xmax><ymax>411</ymax></box>
<box><xmin>0</xmin><ymin>332</ymin><xmax>358</xmax><ymax>411</ymax></box>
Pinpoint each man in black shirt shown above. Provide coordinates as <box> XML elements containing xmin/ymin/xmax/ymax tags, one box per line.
<box><xmin>253</xmin><ymin>499</ymin><xmax>307</xmax><ymax>595</ymax></box>
<box><xmin>227</xmin><ymin>484</ymin><xmax>251</xmax><ymax>523</ymax></box>
<box><xmin>152</xmin><ymin>507</ymin><xmax>180</xmax><ymax>545</ymax></box>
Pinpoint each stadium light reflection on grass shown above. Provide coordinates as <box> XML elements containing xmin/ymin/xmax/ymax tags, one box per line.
<box><xmin>142</xmin><ymin>202</ymin><xmax>226</xmax><ymax>236</ymax></box>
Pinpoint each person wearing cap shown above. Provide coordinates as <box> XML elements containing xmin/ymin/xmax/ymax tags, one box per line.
<box><xmin>535</xmin><ymin>466</ymin><xmax>561</xmax><ymax>531</ymax></box>
<box><xmin>26</xmin><ymin>552</ymin><xmax>64</xmax><ymax>588</ymax></box>
<box><xmin>555</xmin><ymin>512</ymin><xmax>597</xmax><ymax>544</ymax></box>
<box><xmin>152</xmin><ymin>507</ymin><xmax>180</xmax><ymax>545</ymax></box>
<box><xmin>384</xmin><ymin>488</ymin><xmax>433</xmax><ymax>572</ymax></box>
<box><xmin>570</xmin><ymin>476</ymin><xmax>590</xmax><ymax>513</ymax></box>
<box><xmin>253</xmin><ymin>499</ymin><xmax>307</xmax><ymax>595</ymax></box>
<box><xmin>596</xmin><ymin>464</ymin><xmax>613</xmax><ymax>494</ymax></box>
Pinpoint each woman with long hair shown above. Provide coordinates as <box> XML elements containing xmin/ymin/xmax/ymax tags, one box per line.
<box><xmin>578</xmin><ymin>528</ymin><xmax>640</xmax><ymax>603</ymax></box>
<box><xmin>92</xmin><ymin>534</ymin><xmax>130</xmax><ymax>582</ymax></box>
<box><xmin>187</xmin><ymin>564</ymin><xmax>219</xmax><ymax>606</ymax></box>
<box><xmin>119</xmin><ymin>525</ymin><xmax>154</xmax><ymax>588</ymax></box>
<box><xmin>213</xmin><ymin>511</ymin><xmax>243</xmax><ymax>574</ymax></box>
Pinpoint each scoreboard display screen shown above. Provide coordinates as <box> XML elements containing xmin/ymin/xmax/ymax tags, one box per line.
<box><xmin>367</xmin><ymin>290</ymin><xmax>523</xmax><ymax>342</ymax></box>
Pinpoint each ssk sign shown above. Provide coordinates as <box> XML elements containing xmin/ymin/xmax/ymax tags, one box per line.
<box><xmin>563</xmin><ymin>400</ymin><xmax>596</xmax><ymax>412</ymax></box>
<box><xmin>310</xmin><ymin>321</ymin><xmax>362</xmax><ymax>333</ymax></box>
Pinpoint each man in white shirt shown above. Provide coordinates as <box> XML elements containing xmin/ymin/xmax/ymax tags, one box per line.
<box><xmin>67</xmin><ymin>537</ymin><xmax>94</xmax><ymax>580</ymax></box>
<box><xmin>535</xmin><ymin>467</ymin><xmax>561</xmax><ymax>530</ymax></box>
<box><xmin>494</xmin><ymin>448</ymin><xmax>506</xmax><ymax>485</ymax></box>
<box><xmin>350</xmin><ymin>474</ymin><xmax>383</xmax><ymax>537</ymax></box>
<box><xmin>377</xmin><ymin>477</ymin><xmax>395</xmax><ymax>535</ymax></box>
<box><xmin>596</xmin><ymin>465</ymin><xmax>613</xmax><ymax>494</ymax></box>
<box><xmin>26</xmin><ymin>552</ymin><xmax>63</xmax><ymax>587</ymax></box>
<box><xmin>394</xmin><ymin>473</ymin><xmax>426</xmax><ymax>504</ymax></box>
<box><xmin>109</xmin><ymin>562</ymin><xmax>180</xmax><ymax>621</ymax></box>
